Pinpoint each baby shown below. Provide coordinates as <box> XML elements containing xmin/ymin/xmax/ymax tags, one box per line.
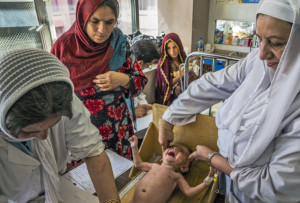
<box><xmin>129</xmin><ymin>135</ymin><xmax>215</xmax><ymax>203</ymax></box>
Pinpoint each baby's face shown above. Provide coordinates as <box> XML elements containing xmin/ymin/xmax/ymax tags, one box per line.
<box><xmin>162</xmin><ymin>144</ymin><xmax>190</xmax><ymax>171</ymax></box>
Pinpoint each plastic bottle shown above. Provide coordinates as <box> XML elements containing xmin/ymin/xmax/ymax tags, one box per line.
<box><xmin>223</xmin><ymin>32</ymin><xmax>228</xmax><ymax>45</ymax></box>
<box><xmin>239</xmin><ymin>38</ymin><xmax>245</xmax><ymax>46</ymax></box>
<box><xmin>226</xmin><ymin>27</ymin><xmax>233</xmax><ymax>45</ymax></box>
<box><xmin>232</xmin><ymin>36</ymin><xmax>239</xmax><ymax>46</ymax></box>
<box><xmin>197</xmin><ymin>37</ymin><xmax>204</xmax><ymax>52</ymax></box>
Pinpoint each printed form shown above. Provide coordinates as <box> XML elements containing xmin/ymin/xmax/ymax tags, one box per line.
<box><xmin>62</xmin><ymin>149</ymin><xmax>133</xmax><ymax>194</ymax></box>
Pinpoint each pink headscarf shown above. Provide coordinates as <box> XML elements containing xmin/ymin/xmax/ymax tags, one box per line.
<box><xmin>155</xmin><ymin>33</ymin><xmax>186</xmax><ymax>105</ymax></box>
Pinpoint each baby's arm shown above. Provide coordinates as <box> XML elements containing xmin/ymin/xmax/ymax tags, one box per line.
<box><xmin>177</xmin><ymin>167</ymin><xmax>215</xmax><ymax>197</ymax></box>
<box><xmin>129</xmin><ymin>135</ymin><xmax>153</xmax><ymax>172</ymax></box>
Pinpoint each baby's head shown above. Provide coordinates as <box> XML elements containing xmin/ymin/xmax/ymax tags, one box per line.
<box><xmin>162</xmin><ymin>143</ymin><xmax>191</xmax><ymax>173</ymax></box>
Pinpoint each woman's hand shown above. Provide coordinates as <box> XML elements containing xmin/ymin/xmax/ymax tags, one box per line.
<box><xmin>93</xmin><ymin>71</ymin><xmax>130</xmax><ymax>91</ymax></box>
<box><xmin>189</xmin><ymin>145</ymin><xmax>233</xmax><ymax>175</ymax></box>
<box><xmin>180</xmin><ymin>67</ymin><xmax>185</xmax><ymax>76</ymax></box>
<box><xmin>135</xmin><ymin>104</ymin><xmax>152</xmax><ymax>118</ymax></box>
<box><xmin>188</xmin><ymin>145</ymin><xmax>213</xmax><ymax>162</ymax></box>
<box><xmin>174</xmin><ymin>84</ymin><xmax>181</xmax><ymax>97</ymax></box>
<box><xmin>158</xmin><ymin>124</ymin><xmax>174</xmax><ymax>152</ymax></box>
<box><xmin>174</xmin><ymin>68</ymin><xmax>184</xmax><ymax>78</ymax></box>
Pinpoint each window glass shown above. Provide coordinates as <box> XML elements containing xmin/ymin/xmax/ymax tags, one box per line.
<box><xmin>49</xmin><ymin>0</ymin><xmax>133</xmax><ymax>38</ymax></box>
<box><xmin>138</xmin><ymin>0</ymin><xmax>158</xmax><ymax>36</ymax></box>
<box><xmin>50</xmin><ymin>0</ymin><xmax>77</xmax><ymax>40</ymax></box>
<box><xmin>0</xmin><ymin>2</ymin><xmax>43</xmax><ymax>51</ymax></box>
<box><xmin>215</xmin><ymin>20</ymin><xmax>256</xmax><ymax>47</ymax></box>
<box><xmin>118</xmin><ymin>0</ymin><xmax>132</xmax><ymax>35</ymax></box>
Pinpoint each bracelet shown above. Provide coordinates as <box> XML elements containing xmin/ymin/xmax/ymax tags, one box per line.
<box><xmin>105</xmin><ymin>198</ymin><xmax>121</xmax><ymax>203</ymax></box>
<box><xmin>124</xmin><ymin>75</ymin><xmax>130</xmax><ymax>88</ymax></box>
<box><xmin>206</xmin><ymin>151</ymin><xmax>219</xmax><ymax>169</ymax></box>
<box><xmin>158</xmin><ymin>119</ymin><xmax>174</xmax><ymax>131</ymax></box>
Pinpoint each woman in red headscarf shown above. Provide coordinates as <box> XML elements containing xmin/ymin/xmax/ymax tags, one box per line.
<box><xmin>51</xmin><ymin>0</ymin><xmax>147</xmax><ymax>158</ymax></box>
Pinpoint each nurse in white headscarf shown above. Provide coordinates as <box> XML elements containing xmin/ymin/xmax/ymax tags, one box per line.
<box><xmin>159</xmin><ymin>0</ymin><xmax>300</xmax><ymax>202</ymax></box>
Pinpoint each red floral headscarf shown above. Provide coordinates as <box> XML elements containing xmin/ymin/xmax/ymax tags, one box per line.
<box><xmin>155</xmin><ymin>33</ymin><xmax>186</xmax><ymax>105</ymax></box>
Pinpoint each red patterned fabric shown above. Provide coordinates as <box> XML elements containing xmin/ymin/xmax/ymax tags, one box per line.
<box><xmin>74</xmin><ymin>57</ymin><xmax>146</xmax><ymax>159</ymax></box>
<box><xmin>51</xmin><ymin>0</ymin><xmax>147</xmax><ymax>158</ymax></box>
<box><xmin>51</xmin><ymin>0</ymin><xmax>148</xmax><ymax>158</ymax></box>
<box><xmin>50</xmin><ymin>0</ymin><xmax>112</xmax><ymax>91</ymax></box>
<box><xmin>155</xmin><ymin>33</ymin><xmax>186</xmax><ymax>105</ymax></box>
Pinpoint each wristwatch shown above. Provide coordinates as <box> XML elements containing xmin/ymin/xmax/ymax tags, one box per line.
<box><xmin>207</xmin><ymin>151</ymin><xmax>219</xmax><ymax>169</ymax></box>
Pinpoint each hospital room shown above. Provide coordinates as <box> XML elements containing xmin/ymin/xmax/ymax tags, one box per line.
<box><xmin>0</xmin><ymin>0</ymin><xmax>299</xmax><ymax>202</ymax></box>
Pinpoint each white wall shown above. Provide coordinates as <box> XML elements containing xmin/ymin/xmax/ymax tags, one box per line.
<box><xmin>154</xmin><ymin>1</ymin><xmax>258</xmax><ymax>54</ymax></box>
<box><xmin>157</xmin><ymin>0</ymin><xmax>194</xmax><ymax>54</ymax></box>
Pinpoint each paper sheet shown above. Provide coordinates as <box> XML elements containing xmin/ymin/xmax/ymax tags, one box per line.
<box><xmin>105</xmin><ymin>148</ymin><xmax>134</xmax><ymax>179</ymax></box>
<box><xmin>63</xmin><ymin>149</ymin><xmax>133</xmax><ymax>194</ymax></box>
<box><xmin>135</xmin><ymin>110</ymin><xmax>153</xmax><ymax>132</ymax></box>
<box><xmin>60</xmin><ymin>176</ymin><xmax>99</xmax><ymax>203</ymax></box>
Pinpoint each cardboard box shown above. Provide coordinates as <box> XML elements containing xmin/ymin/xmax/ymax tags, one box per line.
<box><xmin>120</xmin><ymin>104</ymin><xmax>219</xmax><ymax>203</ymax></box>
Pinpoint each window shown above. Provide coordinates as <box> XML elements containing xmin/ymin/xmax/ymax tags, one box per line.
<box><xmin>0</xmin><ymin>0</ymin><xmax>157</xmax><ymax>51</ymax></box>
<box><xmin>49</xmin><ymin>0</ymin><xmax>133</xmax><ymax>38</ymax></box>
<box><xmin>118</xmin><ymin>0</ymin><xmax>132</xmax><ymax>35</ymax></box>
<box><xmin>50</xmin><ymin>0</ymin><xmax>77</xmax><ymax>40</ymax></box>
<box><xmin>138</xmin><ymin>0</ymin><xmax>158</xmax><ymax>36</ymax></box>
<box><xmin>215</xmin><ymin>20</ymin><xmax>255</xmax><ymax>47</ymax></box>
<box><xmin>0</xmin><ymin>1</ymin><xmax>44</xmax><ymax>51</ymax></box>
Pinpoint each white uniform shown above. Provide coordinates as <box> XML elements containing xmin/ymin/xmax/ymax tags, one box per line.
<box><xmin>163</xmin><ymin>45</ymin><xmax>300</xmax><ymax>202</ymax></box>
<box><xmin>0</xmin><ymin>96</ymin><xmax>105</xmax><ymax>202</ymax></box>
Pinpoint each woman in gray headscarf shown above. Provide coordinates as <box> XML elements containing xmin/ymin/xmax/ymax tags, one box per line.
<box><xmin>0</xmin><ymin>48</ymin><xmax>119</xmax><ymax>203</ymax></box>
<box><xmin>159</xmin><ymin>0</ymin><xmax>300</xmax><ymax>202</ymax></box>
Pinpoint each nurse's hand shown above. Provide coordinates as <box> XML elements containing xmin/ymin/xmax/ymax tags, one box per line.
<box><xmin>188</xmin><ymin>145</ymin><xmax>213</xmax><ymax>162</ymax></box>
<box><xmin>93</xmin><ymin>71</ymin><xmax>130</xmax><ymax>91</ymax></box>
<box><xmin>158</xmin><ymin>124</ymin><xmax>174</xmax><ymax>152</ymax></box>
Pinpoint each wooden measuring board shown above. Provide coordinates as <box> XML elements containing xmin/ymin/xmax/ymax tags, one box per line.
<box><xmin>119</xmin><ymin>171</ymin><xmax>147</xmax><ymax>199</ymax></box>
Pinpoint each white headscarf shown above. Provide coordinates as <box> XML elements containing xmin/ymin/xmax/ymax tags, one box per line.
<box><xmin>0</xmin><ymin>48</ymin><xmax>74</xmax><ymax>202</ymax></box>
<box><xmin>218</xmin><ymin>0</ymin><xmax>300</xmax><ymax>167</ymax></box>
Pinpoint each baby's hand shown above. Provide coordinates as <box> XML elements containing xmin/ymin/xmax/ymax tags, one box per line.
<box><xmin>204</xmin><ymin>167</ymin><xmax>218</xmax><ymax>186</ymax></box>
<box><xmin>128</xmin><ymin>135</ymin><xmax>138</xmax><ymax>148</ymax></box>
<box><xmin>208</xmin><ymin>167</ymin><xmax>217</xmax><ymax>177</ymax></box>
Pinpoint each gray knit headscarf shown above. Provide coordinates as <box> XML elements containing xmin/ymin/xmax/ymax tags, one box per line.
<box><xmin>0</xmin><ymin>48</ymin><xmax>73</xmax><ymax>140</ymax></box>
<box><xmin>0</xmin><ymin>48</ymin><xmax>74</xmax><ymax>203</ymax></box>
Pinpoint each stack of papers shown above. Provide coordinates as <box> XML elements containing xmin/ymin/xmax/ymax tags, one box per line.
<box><xmin>59</xmin><ymin>176</ymin><xmax>99</xmax><ymax>203</ymax></box>
<box><xmin>62</xmin><ymin>149</ymin><xmax>133</xmax><ymax>194</ymax></box>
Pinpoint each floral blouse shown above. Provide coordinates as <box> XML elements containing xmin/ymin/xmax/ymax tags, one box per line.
<box><xmin>75</xmin><ymin>57</ymin><xmax>147</xmax><ymax>159</ymax></box>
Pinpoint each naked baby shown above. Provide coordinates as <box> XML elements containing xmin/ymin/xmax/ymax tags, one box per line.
<box><xmin>129</xmin><ymin>135</ymin><xmax>215</xmax><ymax>203</ymax></box>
